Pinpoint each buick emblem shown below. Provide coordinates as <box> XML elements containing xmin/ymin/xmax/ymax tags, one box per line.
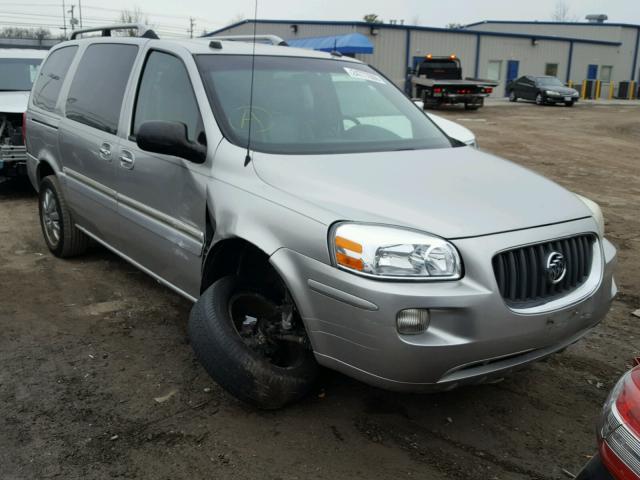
<box><xmin>546</xmin><ymin>251</ymin><xmax>567</xmax><ymax>284</ymax></box>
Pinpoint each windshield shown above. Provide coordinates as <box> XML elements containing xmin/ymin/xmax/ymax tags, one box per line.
<box><xmin>195</xmin><ymin>55</ymin><xmax>452</xmax><ymax>155</ymax></box>
<box><xmin>0</xmin><ymin>58</ymin><xmax>42</xmax><ymax>91</ymax></box>
<box><xmin>536</xmin><ymin>77</ymin><xmax>564</xmax><ymax>87</ymax></box>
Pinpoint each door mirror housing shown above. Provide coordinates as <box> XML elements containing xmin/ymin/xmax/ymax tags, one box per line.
<box><xmin>136</xmin><ymin>121</ymin><xmax>206</xmax><ymax>164</ymax></box>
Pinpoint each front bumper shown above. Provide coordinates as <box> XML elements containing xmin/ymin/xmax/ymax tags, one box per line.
<box><xmin>271</xmin><ymin>217</ymin><xmax>617</xmax><ymax>391</ymax></box>
<box><xmin>546</xmin><ymin>93</ymin><xmax>579</xmax><ymax>103</ymax></box>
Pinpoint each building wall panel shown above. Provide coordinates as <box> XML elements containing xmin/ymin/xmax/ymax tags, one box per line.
<box><xmin>477</xmin><ymin>36</ymin><xmax>570</xmax><ymax>96</ymax></box>
<box><xmin>467</xmin><ymin>22</ymin><xmax>624</xmax><ymax>42</ymax></box>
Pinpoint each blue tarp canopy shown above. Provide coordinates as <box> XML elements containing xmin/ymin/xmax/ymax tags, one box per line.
<box><xmin>286</xmin><ymin>33</ymin><xmax>373</xmax><ymax>54</ymax></box>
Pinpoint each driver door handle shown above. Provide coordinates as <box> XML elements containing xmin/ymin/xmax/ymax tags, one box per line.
<box><xmin>99</xmin><ymin>142</ymin><xmax>112</xmax><ymax>161</ymax></box>
<box><xmin>119</xmin><ymin>150</ymin><xmax>135</xmax><ymax>170</ymax></box>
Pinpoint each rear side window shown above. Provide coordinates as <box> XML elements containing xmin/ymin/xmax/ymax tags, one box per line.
<box><xmin>132</xmin><ymin>51</ymin><xmax>202</xmax><ymax>143</ymax></box>
<box><xmin>66</xmin><ymin>44</ymin><xmax>138</xmax><ymax>134</ymax></box>
<box><xmin>32</xmin><ymin>46</ymin><xmax>78</xmax><ymax>112</ymax></box>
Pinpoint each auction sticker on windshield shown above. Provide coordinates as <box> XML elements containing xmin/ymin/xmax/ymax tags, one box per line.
<box><xmin>344</xmin><ymin>67</ymin><xmax>386</xmax><ymax>84</ymax></box>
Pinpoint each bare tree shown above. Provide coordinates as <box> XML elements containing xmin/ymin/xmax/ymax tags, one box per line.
<box><xmin>446</xmin><ymin>22</ymin><xmax>464</xmax><ymax>29</ymax></box>
<box><xmin>363</xmin><ymin>14</ymin><xmax>383</xmax><ymax>24</ymax></box>
<box><xmin>229</xmin><ymin>13</ymin><xmax>246</xmax><ymax>24</ymax></box>
<box><xmin>118</xmin><ymin>7</ymin><xmax>151</xmax><ymax>35</ymax></box>
<box><xmin>0</xmin><ymin>27</ymin><xmax>51</xmax><ymax>39</ymax></box>
<box><xmin>551</xmin><ymin>0</ymin><xmax>578</xmax><ymax>22</ymax></box>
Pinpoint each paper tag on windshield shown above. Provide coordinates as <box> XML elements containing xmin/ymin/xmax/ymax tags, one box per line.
<box><xmin>344</xmin><ymin>67</ymin><xmax>386</xmax><ymax>84</ymax></box>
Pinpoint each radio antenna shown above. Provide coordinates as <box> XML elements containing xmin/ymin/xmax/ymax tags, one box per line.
<box><xmin>244</xmin><ymin>0</ymin><xmax>259</xmax><ymax>167</ymax></box>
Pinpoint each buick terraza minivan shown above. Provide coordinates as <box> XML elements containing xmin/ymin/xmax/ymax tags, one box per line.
<box><xmin>26</xmin><ymin>25</ymin><xmax>617</xmax><ymax>408</ymax></box>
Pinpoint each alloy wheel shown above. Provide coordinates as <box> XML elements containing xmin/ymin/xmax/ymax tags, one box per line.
<box><xmin>41</xmin><ymin>189</ymin><xmax>61</xmax><ymax>247</ymax></box>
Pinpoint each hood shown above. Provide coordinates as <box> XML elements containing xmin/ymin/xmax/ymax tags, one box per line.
<box><xmin>253</xmin><ymin>147</ymin><xmax>590</xmax><ymax>239</ymax></box>
<box><xmin>0</xmin><ymin>91</ymin><xmax>30</xmax><ymax>114</ymax></box>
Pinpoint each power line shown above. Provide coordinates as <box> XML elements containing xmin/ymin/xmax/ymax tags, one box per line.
<box><xmin>0</xmin><ymin>12</ymin><xmax>199</xmax><ymax>34</ymax></box>
<box><xmin>0</xmin><ymin>2</ymin><xmax>225</xmax><ymax>25</ymax></box>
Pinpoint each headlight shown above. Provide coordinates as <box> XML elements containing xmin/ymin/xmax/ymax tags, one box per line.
<box><xmin>330</xmin><ymin>223</ymin><xmax>462</xmax><ymax>279</ymax></box>
<box><xmin>576</xmin><ymin>194</ymin><xmax>605</xmax><ymax>236</ymax></box>
<box><xmin>545</xmin><ymin>90</ymin><xmax>560</xmax><ymax>95</ymax></box>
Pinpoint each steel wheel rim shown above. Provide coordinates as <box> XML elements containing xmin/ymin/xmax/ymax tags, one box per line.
<box><xmin>42</xmin><ymin>189</ymin><xmax>61</xmax><ymax>246</ymax></box>
<box><xmin>536</xmin><ymin>94</ymin><xmax>543</xmax><ymax>104</ymax></box>
<box><xmin>509</xmin><ymin>91</ymin><xmax>515</xmax><ymax>101</ymax></box>
<box><xmin>228</xmin><ymin>292</ymin><xmax>305</xmax><ymax>369</ymax></box>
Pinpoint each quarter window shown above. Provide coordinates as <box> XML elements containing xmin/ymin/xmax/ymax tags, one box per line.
<box><xmin>31</xmin><ymin>46</ymin><xmax>78</xmax><ymax>112</ymax></box>
<box><xmin>133</xmin><ymin>51</ymin><xmax>203</xmax><ymax>143</ymax></box>
<box><xmin>66</xmin><ymin>44</ymin><xmax>138</xmax><ymax>134</ymax></box>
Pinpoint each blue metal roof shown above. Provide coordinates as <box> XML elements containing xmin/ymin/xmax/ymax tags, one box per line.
<box><xmin>204</xmin><ymin>20</ymin><xmax>622</xmax><ymax>47</ymax></box>
<box><xmin>286</xmin><ymin>33</ymin><xmax>373</xmax><ymax>54</ymax></box>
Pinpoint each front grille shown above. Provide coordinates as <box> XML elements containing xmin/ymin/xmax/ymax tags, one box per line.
<box><xmin>492</xmin><ymin>234</ymin><xmax>596</xmax><ymax>308</ymax></box>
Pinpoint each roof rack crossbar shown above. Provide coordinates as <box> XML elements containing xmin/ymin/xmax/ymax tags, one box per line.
<box><xmin>69</xmin><ymin>23</ymin><xmax>159</xmax><ymax>40</ymax></box>
<box><xmin>208</xmin><ymin>35</ymin><xmax>288</xmax><ymax>46</ymax></box>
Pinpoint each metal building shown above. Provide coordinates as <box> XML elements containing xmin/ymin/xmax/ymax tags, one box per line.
<box><xmin>205</xmin><ymin>19</ymin><xmax>638</xmax><ymax>98</ymax></box>
<box><xmin>466</xmin><ymin>21</ymin><xmax>640</xmax><ymax>89</ymax></box>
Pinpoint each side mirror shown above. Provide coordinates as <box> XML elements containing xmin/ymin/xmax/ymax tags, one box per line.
<box><xmin>136</xmin><ymin>121</ymin><xmax>206</xmax><ymax>164</ymax></box>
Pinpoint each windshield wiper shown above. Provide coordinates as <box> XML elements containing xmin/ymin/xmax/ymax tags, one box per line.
<box><xmin>0</xmin><ymin>89</ymin><xmax>29</xmax><ymax>92</ymax></box>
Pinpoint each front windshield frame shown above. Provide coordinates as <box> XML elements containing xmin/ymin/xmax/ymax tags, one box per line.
<box><xmin>194</xmin><ymin>54</ymin><xmax>454</xmax><ymax>155</ymax></box>
<box><xmin>0</xmin><ymin>58</ymin><xmax>42</xmax><ymax>91</ymax></box>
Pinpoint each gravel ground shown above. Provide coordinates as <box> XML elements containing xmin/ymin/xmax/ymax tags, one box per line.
<box><xmin>0</xmin><ymin>101</ymin><xmax>638</xmax><ymax>480</ymax></box>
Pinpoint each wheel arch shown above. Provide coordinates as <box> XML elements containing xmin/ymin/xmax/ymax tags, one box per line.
<box><xmin>201</xmin><ymin>236</ymin><xmax>277</xmax><ymax>295</ymax></box>
<box><xmin>36</xmin><ymin>160</ymin><xmax>56</xmax><ymax>185</ymax></box>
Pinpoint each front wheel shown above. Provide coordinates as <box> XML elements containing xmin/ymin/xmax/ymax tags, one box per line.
<box><xmin>508</xmin><ymin>90</ymin><xmax>517</xmax><ymax>102</ymax></box>
<box><xmin>535</xmin><ymin>93</ymin><xmax>545</xmax><ymax>105</ymax></box>
<box><xmin>189</xmin><ymin>276</ymin><xmax>318</xmax><ymax>409</ymax></box>
<box><xmin>564</xmin><ymin>101</ymin><xmax>575</xmax><ymax>107</ymax></box>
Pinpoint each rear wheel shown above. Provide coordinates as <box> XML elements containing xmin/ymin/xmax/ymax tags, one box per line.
<box><xmin>38</xmin><ymin>175</ymin><xmax>89</xmax><ymax>258</ymax></box>
<box><xmin>189</xmin><ymin>275</ymin><xmax>318</xmax><ymax>409</ymax></box>
<box><xmin>508</xmin><ymin>90</ymin><xmax>517</xmax><ymax>102</ymax></box>
<box><xmin>535</xmin><ymin>93</ymin><xmax>545</xmax><ymax>105</ymax></box>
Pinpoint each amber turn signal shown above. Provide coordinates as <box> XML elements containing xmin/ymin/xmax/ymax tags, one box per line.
<box><xmin>336</xmin><ymin>252</ymin><xmax>364</xmax><ymax>271</ymax></box>
<box><xmin>335</xmin><ymin>236</ymin><xmax>363</xmax><ymax>254</ymax></box>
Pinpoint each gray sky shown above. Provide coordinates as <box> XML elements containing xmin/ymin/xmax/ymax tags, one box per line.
<box><xmin>0</xmin><ymin>0</ymin><xmax>638</xmax><ymax>37</ymax></box>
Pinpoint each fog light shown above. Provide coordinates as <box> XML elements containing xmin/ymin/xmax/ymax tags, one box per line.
<box><xmin>396</xmin><ymin>309</ymin><xmax>430</xmax><ymax>335</ymax></box>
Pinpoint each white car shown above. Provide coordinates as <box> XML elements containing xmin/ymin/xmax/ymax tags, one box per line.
<box><xmin>1</xmin><ymin>48</ymin><xmax>47</xmax><ymax>177</ymax></box>
<box><xmin>413</xmin><ymin>99</ymin><xmax>477</xmax><ymax>148</ymax></box>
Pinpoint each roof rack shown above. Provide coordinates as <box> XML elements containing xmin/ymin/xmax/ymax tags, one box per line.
<box><xmin>70</xmin><ymin>23</ymin><xmax>159</xmax><ymax>40</ymax></box>
<box><xmin>207</xmin><ymin>35</ymin><xmax>288</xmax><ymax>46</ymax></box>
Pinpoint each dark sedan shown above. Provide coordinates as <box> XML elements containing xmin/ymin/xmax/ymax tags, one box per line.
<box><xmin>576</xmin><ymin>364</ymin><xmax>640</xmax><ymax>480</ymax></box>
<box><xmin>507</xmin><ymin>75</ymin><xmax>580</xmax><ymax>106</ymax></box>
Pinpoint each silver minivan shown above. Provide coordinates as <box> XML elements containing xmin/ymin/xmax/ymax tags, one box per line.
<box><xmin>26</xmin><ymin>25</ymin><xmax>617</xmax><ymax>409</ymax></box>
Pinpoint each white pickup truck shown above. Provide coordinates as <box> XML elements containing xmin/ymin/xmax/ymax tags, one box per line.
<box><xmin>1</xmin><ymin>48</ymin><xmax>47</xmax><ymax>177</ymax></box>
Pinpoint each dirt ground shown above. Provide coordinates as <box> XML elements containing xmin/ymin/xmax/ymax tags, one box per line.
<box><xmin>1</xmin><ymin>101</ymin><xmax>638</xmax><ymax>480</ymax></box>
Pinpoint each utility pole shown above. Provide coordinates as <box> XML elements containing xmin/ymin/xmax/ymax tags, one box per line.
<box><xmin>189</xmin><ymin>17</ymin><xmax>195</xmax><ymax>38</ymax></box>
<box><xmin>78</xmin><ymin>0</ymin><xmax>83</xmax><ymax>28</ymax></box>
<box><xmin>68</xmin><ymin>5</ymin><xmax>78</xmax><ymax>31</ymax></box>
<box><xmin>62</xmin><ymin>0</ymin><xmax>67</xmax><ymax>37</ymax></box>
